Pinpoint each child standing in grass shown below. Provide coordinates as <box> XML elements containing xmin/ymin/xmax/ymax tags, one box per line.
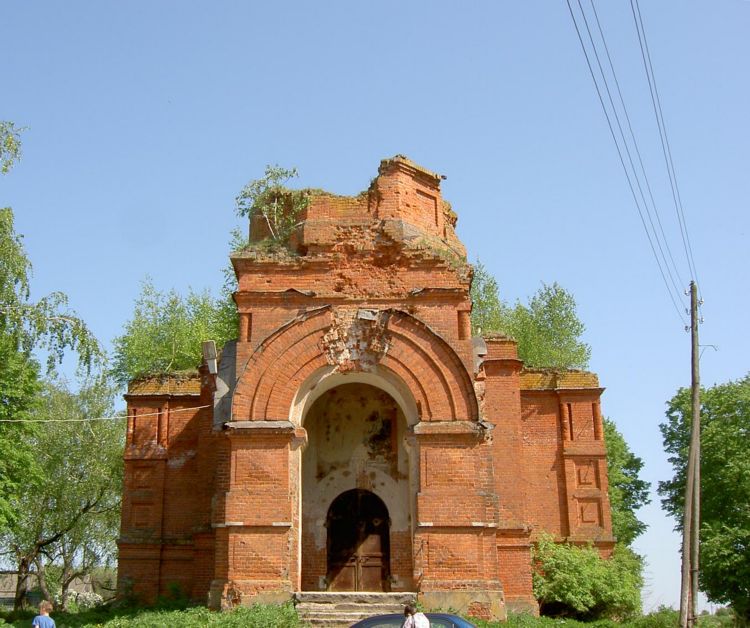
<box><xmin>32</xmin><ymin>600</ymin><xmax>56</xmax><ymax>628</ymax></box>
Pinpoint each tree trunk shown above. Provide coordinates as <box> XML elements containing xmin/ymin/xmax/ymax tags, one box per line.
<box><xmin>34</xmin><ymin>557</ymin><xmax>52</xmax><ymax>603</ymax></box>
<box><xmin>61</xmin><ymin>566</ymin><xmax>76</xmax><ymax>611</ymax></box>
<box><xmin>13</xmin><ymin>556</ymin><xmax>31</xmax><ymax>611</ymax></box>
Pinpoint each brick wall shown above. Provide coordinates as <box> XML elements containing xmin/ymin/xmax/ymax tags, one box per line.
<box><xmin>117</xmin><ymin>157</ymin><xmax>615</xmax><ymax>619</ymax></box>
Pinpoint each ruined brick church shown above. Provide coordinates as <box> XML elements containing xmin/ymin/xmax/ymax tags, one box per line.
<box><xmin>117</xmin><ymin>156</ymin><xmax>614</xmax><ymax>620</ymax></box>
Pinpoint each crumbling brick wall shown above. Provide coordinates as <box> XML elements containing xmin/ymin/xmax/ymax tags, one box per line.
<box><xmin>117</xmin><ymin>156</ymin><xmax>614</xmax><ymax>619</ymax></box>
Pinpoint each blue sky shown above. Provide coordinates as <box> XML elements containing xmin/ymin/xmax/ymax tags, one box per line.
<box><xmin>4</xmin><ymin>1</ymin><xmax>749</xmax><ymax>612</ymax></box>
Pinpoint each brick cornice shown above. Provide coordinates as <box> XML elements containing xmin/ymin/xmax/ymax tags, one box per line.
<box><xmin>412</xmin><ymin>420</ymin><xmax>489</xmax><ymax>437</ymax></box>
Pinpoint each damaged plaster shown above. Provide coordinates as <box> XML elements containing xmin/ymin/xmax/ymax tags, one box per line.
<box><xmin>301</xmin><ymin>383</ymin><xmax>413</xmax><ymax>586</ymax></box>
<box><xmin>321</xmin><ymin>309</ymin><xmax>391</xmax><ymax>373</ymax></box>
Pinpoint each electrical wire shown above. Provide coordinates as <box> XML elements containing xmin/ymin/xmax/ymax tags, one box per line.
<box><xmin>0</xmin><ymin>404</ymin><xmax>211</xmax><ymax>423</ymax></box>
<box><xmin>576</xmin><ymin>0</ymin><xmax>685</xmax><ymax>304</ymax></box>
<box><xmin>565</xmin><ymin>0</ymin><xmax>688</xmax><ymax>324</ymax></box>
<box><xmin>588</xmin><ymin>0</ymin><xmax>687</xmax><ymax>293</ymax></box>
<box><xmin>630</xmin><ymin>0</ymin><xmax>700</xmax><ymax>291</ymax></box>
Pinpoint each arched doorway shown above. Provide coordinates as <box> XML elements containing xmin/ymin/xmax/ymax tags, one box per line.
<box><xmin>326</xmin><ymin>489</ymin><xmax>390</xmax><ymax>591</ymax></box>
<box><xmin>298</xmin><ymin>381</ymin><xmax>416</xmax><ymax>592</ymax></box>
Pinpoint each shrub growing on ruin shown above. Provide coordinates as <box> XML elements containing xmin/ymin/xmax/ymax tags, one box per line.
<box><xmin>532</xmin><ymin>533</ymin><xmax>642</xmax><ymax>620</ymax></box>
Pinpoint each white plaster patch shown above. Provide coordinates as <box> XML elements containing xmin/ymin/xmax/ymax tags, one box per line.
<box><xmin>167</xmin><ymin>450</ymin><xmax>196</xmax><ymax>468</ymax></box>
<box><xmin>301</xmin><ymin>383</ymin><xmax>413</xmax><ymax>555</ymax></box>
<box><xmin>321</xmin><ymin>309</ymin><xmax>391</xmax><ymax>372</ymax></box>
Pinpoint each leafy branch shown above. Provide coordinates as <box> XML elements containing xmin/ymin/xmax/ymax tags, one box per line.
<box><xmin>0</xmin><ymin>121</ymin><xmax>25</xmax><ymax>174</ymax></box>
<box><xmin>235</xmin><ymin>165</ymin><xmax>309</xmax><ymax>242</ymax></box>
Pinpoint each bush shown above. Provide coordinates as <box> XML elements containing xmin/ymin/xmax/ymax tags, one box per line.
<box><xmin>54</xmin><ymin>590</ymin><xmax>105</xmax><ymax>611</ymax></box>
<box><xmin>532</xmin><ymin>533</ymin><xmax>642</xmax><ymax>620</ymax></box>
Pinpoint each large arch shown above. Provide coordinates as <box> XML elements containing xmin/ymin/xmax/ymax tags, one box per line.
<box><xmin>230</xmin><ymin>307</ymin><xmax>479</xmax><ymax>424</ymax></box>
<box><xmin>228</xmin><ymin>306</ymin><xmax>481</xmax><ymax>593</ymax></box>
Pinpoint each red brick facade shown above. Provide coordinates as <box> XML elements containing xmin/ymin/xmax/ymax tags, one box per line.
<box><xmin>117</xmin><ymin>156</ymin><xmax>614</xmax><ymax>619</ymax></box>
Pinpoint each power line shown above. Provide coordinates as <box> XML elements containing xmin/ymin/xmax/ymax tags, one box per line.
<box><xmin>588</xmin><ymin>0</ymin><xmax>688</xmax><ymax>293</ymax></box>
<box><xmin>0</xmin><ymin>404</ymin><xmax>211</xmax><ymax>423</ymax></box>
<box><xmin>630</xmin><ymin>0</ymin><xmax>700</xmax><ymax>289</ymax></box>
<box><xmin>576</xmin><ymin>0</ymin><xmax>686</xmax><ymax>304</ymax></box>
<box><xmin>565</xmin><ymin>0</ymin><xmax>688</xmax><ymax>324</ymax></box>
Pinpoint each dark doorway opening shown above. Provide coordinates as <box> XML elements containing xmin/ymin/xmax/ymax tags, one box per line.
<box><xmin>326</xmin><ymin>489</ymin><xmax>391</xmax><ymax>591</ymax></box>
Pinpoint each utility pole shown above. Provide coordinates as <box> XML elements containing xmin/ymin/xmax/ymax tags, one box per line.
<box><xmin>679</xmin><ymin>281</ymin><xmax>701</xmax><ymax>628</ymax></box>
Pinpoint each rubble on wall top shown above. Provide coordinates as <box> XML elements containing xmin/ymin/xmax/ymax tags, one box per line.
<box><xmin>483</xmin><ymin>332</ymin><xmax>516</xmax><ymax>342</ymax></box>
<box><xmin>379</xmin><ymin>154</ymin><xmax>444</xmax><ymax>182</ymax></box>
<box><xmin>520</xmin><ymin>369</ymin><xmax>600</xmax><ymax>391</ymax></box>
<box><xmin>127</xmin><ymin>370</ymin><xmax>201</xmax><ymax>396</ymax></box>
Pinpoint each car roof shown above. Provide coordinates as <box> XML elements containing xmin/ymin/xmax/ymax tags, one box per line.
<box><xmin>350</xmin><ymin>612</ymin><xmax>477</xmax><ymax>627</ymax></box>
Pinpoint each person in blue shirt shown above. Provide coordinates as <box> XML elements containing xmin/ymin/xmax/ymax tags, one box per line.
<box><xmin>32</xmin><ymin>600</ymin><xmax>56</xmax><ymax>628</ymax></box>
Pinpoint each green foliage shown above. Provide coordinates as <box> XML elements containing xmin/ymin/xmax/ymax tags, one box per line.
<box><xmin>474</xmin><ymin>613</ymin><xmax>618</xmax><ymax>628</ymax></box>
<box><xmin>0</xmin><ymin>603</ymin><xmax>737</xmax><ymax>628</ymax></box>
<box><xmin>470</xmin><ymin>261</ymin><xmax>508</xmax><ymax>336</ymax></box>
<box><xmin>235</xmin><ymin>165</ymin><xmax>309</xmax><ymax>243</ymax></box>
<box><xmin>0</xmin><ymin>332</ymin><xmax>41</xmax><ymax>530</ymax></box>
<box><xmin>1</xmin><ymin>128</ymin><xmax>100</xmax><ymax>372</ymax></box>
<box><xmin>659</xmin><ymin>374</ymin><xmax>750</xmax><ymax>620</ymax></box>
<box><xmin>603</xmin><ymin>419</ymin><xmax>650</xmax><ymax>546</ymax></box>
<box><xmin>1</xmin><ymin>204</ymin><xmax>100</xmax><ymax>531</ymax></box>
<box><xmin>0</xmin><ymin>121</ymin><xmax>24</xmax><ymax>174</ymax></box>
<box><xmin>472</xmin><ymin>608</ymin><xmax>733</xmax><ymax>628</ymax></box>
<box><xmin>532</xmin><ymin>533</ymin><xmax>642</xmax><ymax>620</ymax></box>
<box><xmin>0</xmin><ymin>208</ymin><xmax>102</xmax><ymax>370</ymax></box>
<box><xmin>470</xmin><ymin>262</ymin><xmax>590</xmax><ymax>369</ymax></box>
<box><xmin>0</xmin><ymin>376</ymin><xmax>124</xmax><ymax>609</ymax></box>
<box><xmin>111</xmin><ymin>278</ymin><xmax>237</xmax><ymax>385</ymax></box>
<box><xmin>506</xmin><ymin>282</ymin><xmax>591</xmax><ymax>369</ymax></box>
<box><xmin>45</xmin><ymin>380</ymin><xmax>124</xmax><ymax>608</ymax></box>
<box><xmin>0</xmin><ymin>601</ymin><xmax>303</xmax><ymax>627</ymax></box>
<box><xmin>218</xmin><ymin>227</ymin><xmax>247</xmax><ymax>332</ymax></box>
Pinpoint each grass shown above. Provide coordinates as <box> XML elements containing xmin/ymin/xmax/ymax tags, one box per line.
<box><xmin>474</xmin><ymin>608</ymin><xmax>736</xmax><ymax>628</ymax></box>
<box><xmin>0</xmin><ymin>601</ymin><xmax>304</xmax><ymax>628</ymax></box>
<box><xmin>1</xmin><ymin>604</ymin><xmax>736</xmax><ymax>628</ymax></box>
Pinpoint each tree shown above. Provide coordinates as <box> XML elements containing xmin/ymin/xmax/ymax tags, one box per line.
<box><xmin>219</xmin><ymin>227</ymin><xmax>247</xmax><ymax>334</ymax></box>
<box><xmin>471</xmin><ymin>266</ymin><xmax>645</xmax><ymax>617</ymax></box>
<box><xmin>111</xmin><ymin>278</ymin><xmax>236</xmax><ymax>385</ymax></box>
<box><xmin>659</xmin><ymin>374</ymin><xmax>750</xmax><ymax>621</ymax></box>
<box><xmin>469</xmin><ymin>261</ymin><xmax>508</xmax><ymax>336</ymax></box>
<box><xmin>235</xmin><ymin>165</ymin><xmax>309</xmax><ymax>243</ymax></box>
<box><xmin>532</xmin><ymin>533</ymin><xmax>643</xmax><ymax>620</ymax></box>
<box><xmin>470</xmin><ymin>262</ymin><xmax>591</xmax><ymax>369</ymax></box>
<box><xmin>1</xmin><ymin>209</ymin><xmax>102</xmax><ymax>371</ymax></box>
<box><xmin>1</xmin><ymin>121</ymin><xmax>24</xmax><ymax>174</ymax></box>
<box><xmin>1</xmin><ymin>128</ymin><xmax>102</xmax><ymax>532</ymax></box>
<box><xmin>111</xmin><ymin>168</ymin><xmax>291</xmax><ymax>387</ymax></box>
<box><xmin>0</xmin><ymin>331</ymin><xmax>41</xmax><ymax>530</ymax></box>
<box><xmin>0</xmin><ymin>376</ymin><xmax>124</xmax><ymax>610</ymax></box>
<box><xmin>604</xmin><ymin>418</ymin><xmax>651</xmax><ymax>546</ymax></box>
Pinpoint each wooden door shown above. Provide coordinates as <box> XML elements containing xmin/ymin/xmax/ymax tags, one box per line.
<box><xmin>327</xmin><ymin>490</ymin><xmax>390</xmax><ymax>591</ymax></box>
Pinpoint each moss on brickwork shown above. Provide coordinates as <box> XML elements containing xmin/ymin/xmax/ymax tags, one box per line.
<box><xmin>127</xmin><ymin>371</ymin><xmax>201</xmax><ymax>396</ymax></box>
<box><xmin>520</xmin><ymin>369</ymin><xmax>600</xmax><ymax>390</ymax></box>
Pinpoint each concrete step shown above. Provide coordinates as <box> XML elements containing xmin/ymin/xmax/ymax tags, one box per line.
<box><xmin>299</xmin><ymin>606</ymin><xmax>400</xmax><ymax>612</ymax></box>
<box><xmin>295</xmin><ymin>591</ymin><xmax>415</xmax><ymax>627</ymax></box>
<box><xmin>296</xmin><ymin>591</ymin><xmax>416</xmax><ymax>604</ymax></box>
<box><xmin>298</xmin><ymin>606</ymin><xmax>404</xmax><ymax>615</ymax></box>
